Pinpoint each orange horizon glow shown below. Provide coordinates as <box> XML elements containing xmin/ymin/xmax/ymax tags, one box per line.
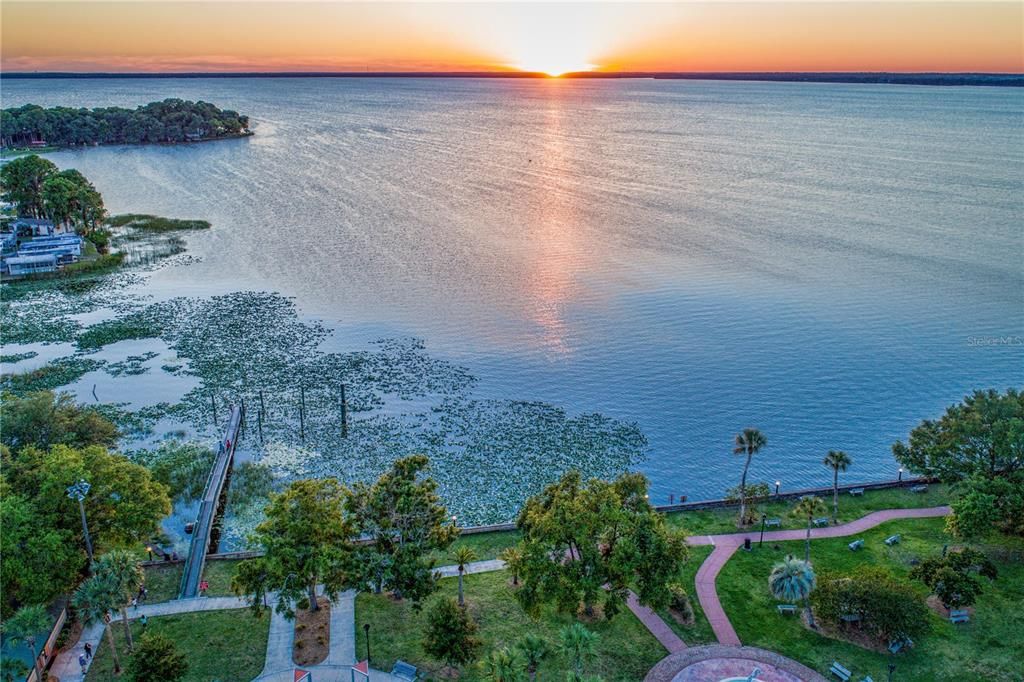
<box><xmin>1</xmin><ymin>2</ymin><xmax>1022</xmax><ymax>75</ymax></box>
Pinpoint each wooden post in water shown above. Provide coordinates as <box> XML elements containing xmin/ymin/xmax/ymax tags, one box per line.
<box><xmin>258</xmin><ymin>390</ymin><xmax>266</xmax><ymax>444</ymax></box>
<box><xmin>340</xmin><ymin>383</ymin><xmax>349</xmax><ymax>438</ymax></box>
<box><xmin>299</xmin><ymin>385</ymin><xmax>306</xmax><ymax>442</ymax></box>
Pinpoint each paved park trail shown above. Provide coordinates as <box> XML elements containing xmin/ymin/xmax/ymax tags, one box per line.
<box><xmin>689</xmin><ymin>506</ymin><xmax>952</xmax><ymax>646</ymax></box>
<box><xmin>51</xmin><ymin>506</ymin><xmax>950</xmax><ymax>681</ymax></box>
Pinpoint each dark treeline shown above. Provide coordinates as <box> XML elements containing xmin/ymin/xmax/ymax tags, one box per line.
<box><xmin>1</xmin><ymin>98</ymin><xmax>251</xmax><ymax>148</ymax></box>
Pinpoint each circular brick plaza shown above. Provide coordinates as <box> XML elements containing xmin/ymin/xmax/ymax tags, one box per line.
<box><xmin>645</xmin><ymin>645</ymin><xmax>828</xmax><ymax>682</ymax></box>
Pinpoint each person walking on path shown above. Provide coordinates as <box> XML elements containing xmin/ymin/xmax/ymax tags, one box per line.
<box><xmin>84</xmin><ymin>642</ymin><xmax>93</xmax><ymax>659</ymax></box>
<box><xmin>140</xmin><ymin>614</ymin><xmax>148</xmax><ymax>629</ymax></box>
<box><xmin>79</xmin><ymin>653</ymin><xmax>88</xmax><ymax>673</ymax></box>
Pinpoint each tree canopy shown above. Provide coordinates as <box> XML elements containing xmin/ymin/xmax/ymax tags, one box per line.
<box><xmin>249</xmin><ymin>477</ymin><xmax>356</xmax><ymax>615</ymax></box>
<box><xmin>892</xmin><ymin>388</ymin><xmax>1023</xmax><ymax>481</ymax></box>
<box><xmin>910</xmin><ymin>548</ymin><xmax>997</xmax><ymax>609</ymax></box>
<box><xmin>946</xmin><ymin>471</ymin><xmax>1024</xmax><ymax>539</ymax></box>
<box><xmin>423</xmin><ymin>596</ymin><xmax>481</xmax><ymax>669</ymax></box>
<box><xmin>1</xmin><ymin>99</ymin><xmax>250</xmax><ymax>148</ymax></box>
<box><xmin>811</xmin><ymin>566</ymin><xmax>930</xmax><ymax>641</ymax></box>
<box><xmin>0</xmin><ymin>391</ymin><xmax>118</xmax><ymax>454</ymax></box>
<box><xmin>0</xmin><ymin>156</ymin><xmax>106</xmax><ymax>231</ymax></box>
<box><xmin>126</xmin><ymin>633</ymin><xmax>189</xmax><ymax>682</ymax></box>
<box><xmin>345</xmin><ymin>454</ymin><xmax>459</xmax><ymax>606</ymax></box>
<box><xmin>514</xmin><ymin>470</ymin><xmax>688</xmax><ymax>620</ymax></box>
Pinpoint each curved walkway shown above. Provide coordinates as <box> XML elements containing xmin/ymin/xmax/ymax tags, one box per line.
<box><xmin>689</xmin><ymin>506</ymin><xmax>951</xmax><ymax>646</ymax></box>
<box><xmin>644</xmin><ymin>645</ymin><xmax>828</xmax><ymax>682</ymax></box>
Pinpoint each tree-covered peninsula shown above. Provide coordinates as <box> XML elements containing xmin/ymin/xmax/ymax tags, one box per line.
<box><xmin>1</xmin><ymin>99</ymin><xmax>251</xmax><ymax>148</ymax></box>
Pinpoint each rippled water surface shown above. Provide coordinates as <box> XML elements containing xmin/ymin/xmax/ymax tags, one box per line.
<box><xmin>4</xmin><ymin>77</ymin><xmax>1022</xmax><ymax>503</ymax></box>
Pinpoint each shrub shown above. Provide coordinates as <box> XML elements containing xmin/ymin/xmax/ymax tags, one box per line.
<box><xmin>910</xmin><ymin>548</ymin><xmax>998</xmax><ymax>608</ymax></box>
<box><xmin>423</xmin><ymin>596</ymin><xmax>481</xmax><ymax>669</ymax></box>
<box><xmin>811</xmin><ymin>566</ymin><xmax>930</xmax><ymax>641</ymax></box>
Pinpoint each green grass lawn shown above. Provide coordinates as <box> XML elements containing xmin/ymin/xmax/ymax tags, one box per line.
<box><xmin>428</xmin><ymin>530</ymin><xmax>524</xmax><ymax>564</ymax></box>
<box><xmin>716</xmin><ymin>517</ymin><xmax>1024</xmax><ymax>681</ymax></box>
<box><xmin>355</xmin><ymin>570</ymin><xmax>666</xmax><ymax>681</ymax></box>
<box><xmin>85</xmin><ymin>609</ymin><xmax>269</xmax><ymax>681</ymax></box>
<box><xmin>654</xmin><ymin>544</ymin><xmax>717</xmax><ymax>646</ymax></box>
<box><xmin>203</xmin><ymin>559</ymin><xmax>243</xmax><ymax>596</ymax></box>
<box><xmin>142</xmin><ymin>563</ymin><xmax>183</xmax><ymax>603</ymax></box>
<box><xmin>665</xmin><ymin>484</ymin><xmax>949</xmax><ymax>537</ymax></box>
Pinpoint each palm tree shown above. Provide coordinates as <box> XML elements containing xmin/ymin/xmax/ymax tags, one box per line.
<box><xmin>500</xmin><ymin>546</ymin><xmax>525</xmax><ymax>586</ymax></box>
<box><xmin>479</xmin><ymin>646</ymin><xmax>527</xmax><ymax>682</ymax></box>
<box><xmin>791</xmin><ymin>496</ymin><xmax>827</xmax><ymax>562</ymax></box>
<box><xmin>558</xmin><ymin>623</ymin><xmax>598</xmax><ymax>682</ymax></box>
<box><xmin>454</xmin><ymin>546</ymin><xmax>478</xmax><ymax>607</ymax></box>
<box><xmin>823</xmin><ymin>451</ymin><xmax>852</xmax><ymax>522</ymax></box>
<box><xmin>769</xmin><ymin>554</ymin><xmax>817</xmax><ymax>627</ymax></box>
<box><xmin>516</xmin><ymin>635</ymin><xmax>549</xmax><ymax>682</ymax></box>
<box><xmin>3</xmin><ymin>604</ymin><xmax>51</xmax><ymax>682</ymax></box>
<box><xmin>733</xmin><ymin>428</ymin><xmax>768</xmax><ymax>525</ymax></box>
<box><xmin>94</xmin><ymin>549</ymin><xmax>144</xmax><ymax>651</ymax></box>
<box><xmin>74</xmin><ymin>574</ymin><xmax>123</xmax><ymax>673</ymax></box>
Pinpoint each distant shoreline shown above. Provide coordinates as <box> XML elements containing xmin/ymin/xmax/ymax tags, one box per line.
<box><xmin>3</xmin><ymin>71</ymin><xmax>1022</xmax><ymax>87</ymax></box>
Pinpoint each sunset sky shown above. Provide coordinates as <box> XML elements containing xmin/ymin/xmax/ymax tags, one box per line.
<box><xmin>2</xmin><ymin>1</ymin><xmax>1021</xmax><ymax>75</ymax></box>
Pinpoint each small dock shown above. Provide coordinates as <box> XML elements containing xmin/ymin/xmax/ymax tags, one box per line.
<box><xmin>179</xmin><ymin>404</ymin><xmax>243</xmax><ymax>598</ymax></box>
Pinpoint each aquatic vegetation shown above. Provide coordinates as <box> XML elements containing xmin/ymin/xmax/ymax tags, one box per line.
<box><xmin>104</xmin><ymin>351</ymin><xmax>159</xmax><ymax>377</ymax></box>
<box><xmin>108</xmin><ymin>214</ymin><xmax>212</xmax><ymax>231</ymax></box>
<box><xmin>0</xmin><ymin>351</ymin><xmax>38</xmax><ymax>363</ymax></box>
<box><xmin>129</xmin><ymin>440</ymin><xmax>216</xmax><ymax>500</ymax></box>
<box><xmin>77</xmin><ymin>314</ymin><xmax>162</xmax><ymax>349</ymax></box>
<box><xmin>0</xmin><ymin>356</ymin><xmax>105</xmax><ymax>395</ymax></box>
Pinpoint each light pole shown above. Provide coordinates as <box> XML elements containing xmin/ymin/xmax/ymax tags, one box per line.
<box><xmin>759</xmin><ymin>514</ymin><xmax>767</xmax><ymax>547</ymax></box>
<box><xmin>775</xmin><ymin>480</ymin><xmax>781</xmax><ymax>497</ymax></box>
<box><xmin>364</xmin><ymin>622</ymin><xmax>371</xmax><ymax>662</ymax></box>
<box><xmin>898</xmin><ymin>467</ymin><xmax>903</xmax><ymax>483</ymax></box>
<box><xmin>146</xmin><ymin>545</ymin><xmax>153</xmax><ymax>561</ymax></box>
<box><xmin>888</xmin><ymin>663</ymin><xmax>896</xmax><ymax>682</ymax></box>
<box><xmin>66</xmin><ymin>479</ymin><xmax>94</xmax><ymax>563</ymax></box>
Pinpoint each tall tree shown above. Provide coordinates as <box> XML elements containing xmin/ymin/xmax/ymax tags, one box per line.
<box><xmin>345</xmin><ymin>455</ymin><xmax>459</xmax><ymax>606</ymax></box>
<box><xmin>454</xmin><ymin>546</ymin><xmax>478</xmax><ymax>607</ymax></box>
<box><xmin>558</xmin><ymin>623</ymin><xmax>598</xmax><ymax>682</ymax></box>
<box><xmin>0</xmin><ymin>154</ymin><xmax>57</xmax><ymax>217</ymax></box>
<box><xmin>822</xmin><ymin>450</ymin><xmax>852</xmax><ymax>522</ymax></box>
<box><xmin>126</xmin><ymin>632</ymin><xmax>189</xmax><ymax>682</ymax></box>
<box><xmin>247</xmin><ymin>478</ymin><xmax>356</xmax><ymax>615</ymax></box>
<box><xmin>73</xmin><ymin>574</ymin><xmax>123</xmax><ymax>673</ymax></box>
<box><xmin>769</xmin><ymin>555</ymin><xmax>817</xmax><ymax>627</ymax></box>
<box><xmin>910</xmin><ymin>548</ymin><xmax>997</xmax><ymax>609</ymax></box>
<box><xmin>791</xmin><ymin>496</ymin><xmax>827</xmax><ymax>562</ymax></box>
<box><xmin>2</xmin><ymin>604</ymin><xmax>51</xmax><ymax>682</ymax></box>
<box><xmin>423</xmin><ymin>596</ymin><xmax>481</xmax><ymax>672</ymax></box>
<box><xmin>946</xmin><ymin>472</ymin><xmax>1024</xmax><ymax>539</ymax></box>
<box><xmin>93</xmin><ymin>549</ymin><xmax>144</xmax><ymax>651</ymax></box>
<box><xmin>231</xmin><ymin>557</ymin><xmax>271</xmax><ymax>618</ymax></box>
<box><xmin>733</xmin><ymin>428</ymin><xmax>768</xmax><ymax>525</ymax></box>
<box><xmin>893</xmin><ymin>388</ymin><xmax>1023</xmax><ymax>481</ymax></box>
<box><xmin>515</xmin><ymin>470</ymin><xmax>688</xmax><ymax>620</ymax></box>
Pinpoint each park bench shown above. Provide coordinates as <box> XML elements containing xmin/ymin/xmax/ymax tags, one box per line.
<box><xmin>765</xmin><ymin>517</ymin><xmax>782</xmax><ymax>528</ymax></box>
<box><xmin>949</xmin><ymin>609</ymin><xmax>970</xmax><ymax>624</ymax></box>
<box><xmin>884</xmin><ymin>534</ymin><xmax>901</xmax><ymax>546</ymax></box>
<box><xmin>840</xmin><ymin>613</ymin><xmax>862</xmax><ymax>623</ymax></box>
<box><xmin>910</xmin><ymin>484</ymin><xmax>928</xmax><ymax>493</ymax></box>
<box><xmin>777</xmin><ymin>604</ymin><xmax>797</xmax><ymax>615</ymax></box>
<box><xmin>392</xmin><ymin>660</ymin><xmax>418</xmax><ymax>681</ymax></box>
<box><xmin>888</xmin><ymin>636</ymin><xmax>913</xmax><ymax>653</ymax></box>
<box><xmin>849</xmin><ymin>488</ymin><xmax>865</xmax><ymax>496</ymax></box>
<box><xmin>860</xmin><ymin>677</ymin><xmax>874</xmax><ymax>682</ymax></box>
<box><xmin>813</xmin><ymin>517</ymin><xmax>830</xmax><ymax>527</ymax></box>
<box><xmin>848</xmin><ymin>539</ymin><xmax>864</xmax><ymax>551</ymax></box>
<box><xmin>829</xmin><ymin>661</ymin><xmax>852</xmax><ymax>681</ymax></box>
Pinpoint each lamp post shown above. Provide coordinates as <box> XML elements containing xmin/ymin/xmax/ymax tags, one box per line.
<box><xmin>898</xmin><ymin>467</ymin><xmax>903</xmax><ymax>483</ymax></box>
<box><xmin>759</xmin><ymin>514</ymin><xmax>767</xmax><ymax>547</ymax></box>
<box><xmin>146</xmin><ymin>545</ymin><xmax>153</xmax><ymax>561</ymax></box>
<box><xmin>888</xmin><ymin>663</ymin><xmax>896</xmax><ymax>682</ymax></box>
<box><xmin>66</xmin><ymin>479</ymin><xmax>94</xmax><ymax>564</ymax></box>
<box><xmin>775</xmin><ymin>480</ymin><xmax>781</xmax><ymax>497</ymax></box>
<box><xmin>364</xmin><ymin>623</ymin><xmax>371</xmax><ymax>662</ymax></box>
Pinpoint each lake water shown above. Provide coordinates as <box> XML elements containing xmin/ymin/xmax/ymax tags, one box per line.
<box><xmin>3</xmin><ymin>77</ymin><xmax>1023</xmax><ymax>507</ymax></box>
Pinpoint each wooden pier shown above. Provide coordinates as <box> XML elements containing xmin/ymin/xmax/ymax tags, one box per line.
<box><xmin>178</xmin><ymin>404</ymin><xmax>243</xmax><ymax>598</ymax></box>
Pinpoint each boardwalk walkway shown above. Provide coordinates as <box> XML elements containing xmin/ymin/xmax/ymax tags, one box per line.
<box><xmin>689</xmin><ymin>506</ymin><xmax>951</xmax><ymax>646</ymax></box>
<box><xmin>179</xmin><ymin>404</ymin><xmax>244</xmax><ymax>598</ymax></box>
